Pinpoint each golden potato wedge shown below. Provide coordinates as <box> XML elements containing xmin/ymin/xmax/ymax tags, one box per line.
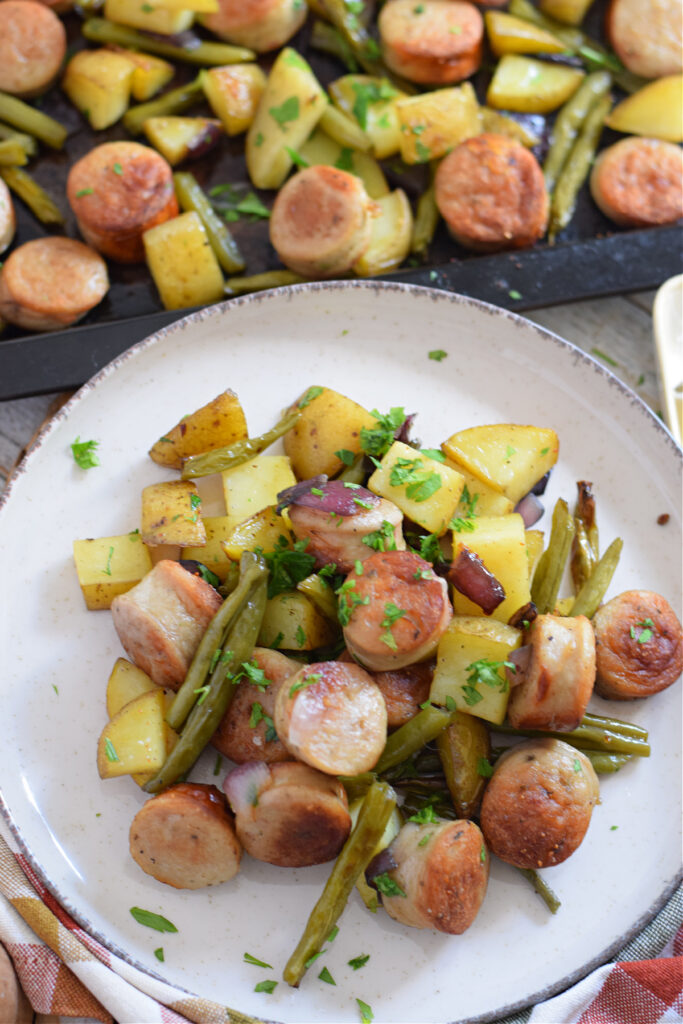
<box><xmin>149</xmin><ymin>389</ymin><xmax>248</xmax><ymax>469</ymax></box>
<box><xmin>143</xmin><ymin>211</ymin><xmax>225</xmax><ymax>311</ymax></box>
<box><xmin>485</xmin><ymin>12</ymin><xmax>567</xmax><ymax>56</ymax></box>
<box><xmin>257</xmin><ymin>591</ymin><xmax>339</xmax><ymax>650</ymax></box>
<box><xmin>353</xmin><ymin>189</ymin><xmax>413</xmax><ymax>277</ymax></box>
<box><xmin>182</xmin><ymin>514</ymin><xmax>243</xmax><ymax>580</ymax></box>
<box><xmin>446</xmin><ymin>463</ymin><xmax>514</xmax><ymax>518</ymax></box>
<box><xmin>396</xmin><ymin>83</ymin><xmax>480</xmax><ymax>164</ymax></box>
<box><xmin>97</xmin><ymin>688</ymin><xmax>167</xmax><ymax>778</ymax></box>
<box><xmin>141</xmin><ymin>480</ymin><xmax>206</xmax><ymax>547</ymax></box>
<box><xmin>487</xmin><ymin>55</ymin><xmax>584</xmax><ymax>113</ymax></box>
<box><xmin>283</xmin><ymin>386</ymin><xmax>376</xmax><ymax>480</ymax></box>
<box><xmin>442</xmin><ymin>424</ymin><xmax>559</xmax><ymax>503</ymax></box>
<box><xmin>220</xmin><ymin>504</ymin><xmax>292</xmax><ymax>561</ymax></box>
<box><xmin>109</xmin><ymin>48</ymin><xmax>174</xmax><ymax>101</ymax></box>
<box><xmin>368</xmin><ymin>440</ymin><xmax>465</xmax><ymax>536</ymax></box>
<box><xmin>525</xmin><ymin>528</ymin><xmax>545</xmax><ymax>578</ymax></box>
<box><xmin>221</xmin><ymin>454</ymin><xmax>296</xmax><ymax>522</ymax></box>
<box><xmin>604</xmin><ymin>75</ymin><xmax>683</xmax><ymax>143</ymax></box>
<box><xmin>539</xmin><ymin>0</ymin><xmax>595</xmax><ymax>24</ymax></box>
<box><xmin>201</xmin><ymin>64</ymin><xmax>266</xmax><ymax>135</ymax></box>
<box><xmin>104</xmin><ymin>0</ymin><xmax>193</xmax><ymax>34</ymax></box>
<box><xmin>450</xmin><ymin>514</ymin><xmax>531</xmax><ymax>623</ymax></box>
<box><xmin>73</xmin><ymin>531</ymin><xmax>153</xmax><ymax>610</ymax></box>
<box><xmin>62</xmin><ymin>49</ymin><xmax>135</xmax><ymax>130</ymax></box>
<box><xmin>328</xmin><ymin>75</ymin><xmax>407</xmax><ymax>159</ymax></box>
<box><xmin>106</xmin><ymin>657</ymin><xmax>156</xmax><ymax>717</ymax></box>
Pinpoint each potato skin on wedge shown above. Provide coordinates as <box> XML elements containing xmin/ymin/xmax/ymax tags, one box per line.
<box><xmin>149</xmin><ymin>390</ymin><xmax>248</xmax><ymax>470</ymax></box>
<box><xmin>130</xmin><ymin>783</ymin><xmax>242</xmax><ymax>888</ymax></box>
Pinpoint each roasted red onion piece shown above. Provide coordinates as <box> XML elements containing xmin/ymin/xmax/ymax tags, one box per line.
<box><xmin>508</xmin><ymin>601</ymin><xmax>538</xmax><ymax>630</ymax></box>
<box><xmin>395</xmin><ymin>412</ymin><xmax>417</xmax><ymax>444</ymax></box>
<box><xmin>365</xmin><ymin>846</ymin><xmax>398</xmax><ymax>890</ymax></box>
<box><xmin>515</xmin><ymin>492</ymin><xmax>544</xmax><ymax>528</ymax></box>
<box><xmin>277</xmin><ymin>477</ymin><xmax>380</xmax><ymax>516</ymax></box>
<box><xmin>532</xmin><ymin>471</ymin><xmax>551</xmax><ymax>496</ymax></box>
<box><xmin>448</xmin><ymin>547</ymin><xmax>505</xmax><ymax>615</ymax></box>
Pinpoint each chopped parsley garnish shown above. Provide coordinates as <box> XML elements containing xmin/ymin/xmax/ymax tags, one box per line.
<box><xmin>254</xmin><ymin>980</ymin><xmax>277</xmax><ymax>994</ymax></box>
<box><xmin>270</xmin><ymin>631</ymin><xmax>284</xmax><ymax>649</ymax></box>
<box><xmin>351</xmin><ymin>79</ymin><xmax>397</xmax><ymax>129</ymax></box>
<box><xmin>411</xmin><ymin>531</ymin><xmax>441</xmax><ymax>563</ymax></box>
<box><xmin>413</xmin><ymin>3</ymin><xmax>424</xmax><ymax>11</ymax></box>
<box><xmin>417</xmin><ymin>832</ymin><xmax>432</xmax><ymax>847</ymax></box>
<box><xmin>348</xmin><ymin>954</ymin><xmax>370</xmax><ymax>970</ymax></box>
<box><xmin>415</xmin><ymin>140</ymin><xmax>431</xmax><ymax>162</ymax></box>
<box><xmin>262</xmin><ymin>537</ymin><xmax>316</xmax><ymax>597</ymax></box>
<box><xmin>508</xmin><ymin>288</ymin><xmax>522</xmax><ymax>300</ymax></box>
<box><xmin>327</xmin><ymin>926</ymin><xmax>339</xmax><ymax>942</ymax></box>
<box><xmin>102</xmin><ymin>546</ymin><xmax>114</xmax><ymax>577</ymax></box>
<box><xmin>196</xmin><ymin>563</ymin><xmax>220</xmax><ymax>589</ymax></box>
<box><xmin>360</xmin><ymin>406</ymin><xmax>405</xmax><ymax>458</ymax></box>
<box><xmin>337</xmin><ymin>579</ymin><xmax>370</xmax><ymax>626</ymax></box>
<box><xmin>480</xmin><ymin>844</ymin><xmax>486</xmax><ymax>863</ymax></box>
<box><xmin>299</xmin><ymin>385</ymin><xmax>324</xmax><ymax>408</ymax></box>
<box><xmin>209</xmin><ymin>183</ymin><xmax>270</xmax><ymax>221</ymax></box>
<box><xmin>355</xmin><ymin>559</ymin><xmax>364</xmax><ymax>574</ymax></box>
<box><xmin>445</xmin><ymin>695</ymin><xmax>457</xmax><ymax>711</ymax></box>
<box><xmin>305</xmin><ymin>951</ymin><xmax>324</xmax><ymax>967</ymax></box>
<box><xmin>335</xmin><ymin>147</ymin><xmax>354</xmax><ymax>172</ymax></box>
<box><xmin>610</xmin><ymin>825</ymin><xmax>619</xmax><ymax>831</ymax></box>
<box><xmin>630</xmin><ymin>618</ymin><xmax>654</xmax><ymax>643</ymax></box>
<box><xmin>477</xmin><ymin>757</ymin><xmax>494</xmax><ymax>778</ymax></box>
<box><xmin>357</xmin><ymin>998</ymin><xmax>374</xmax><ymax>1024</ymax></box>
<box><xmin>311</xmin><ymin>487</ymin><xmax>324</xmax><ymax>496</ymax></box>
<box><xmin>335</xmin><ymin>448</ymin><xmax>355</xmax><ymax>466</ymax></box>
<box><xmin>450</xmin><ymin>485</ymin><xmax>479</xmax><ymax>532</ymax></box>
<box><xmin>243</xmin><ymin>952</ymin><xmax>273</xmax><ymax>968</ymax></box>
<box><xmin>194</xmin><ymin>684</ymin><xmax>211</xmax><ymax>705</ymax></box>
<box><xmin>213</xmin><ymin>753</ymin><xmax>222</xmax><ymax>776</ymax></box>
<box><xmin>372</xmin><ymin>872</ymin><xmax>406</xmax><ymax>897</ymax></box>
<box><xmin>289</xmin><ymin>672</ymin><xmax>322</xmax><ymax>697</ymax></box>
<box><xmin>420</xmin><ymin>448</ymin><xmax>445</xmax><ymax>463</ymax></box>
<box><xmin>295</xmin><ymin>624</ymin><xmax>306</xmax><ymax>648</ymax></box>
<box><xmin>414</xmin><ymin>568</ymin><xmax>432</xmax><ymax>579</ymax></box>
<box><xmin>112</xmin><ymin>162</ymin><xmax>123</xmax><ymax>175</ymax></box>
<box><xmin>344</xmin><ymin>481</ymin><xmax>361</xmax><ymax>490</ymax></box>
<box><xmin>52</xmin><ymin>685</ymin><xmax>59</xmax><ymax>695</ymax></box>
<box><xmin>591</xmin><ymin>347</ymin><xmax>618</xmax><ymax>367</ymax></box>
<box><xmin>75</xmin><ymin>187</ymin><xmax>93</xmax><ymax>197</ymax></box>
<box><xmin>353</xmin><ymin>496</ymin><xmax>374</xmax><ymax>509</ymax></box>
<box><xmin>380</xmin><ymin>601</ymin><xmax>406</xmax><ymax>650</ymax></box>
<box><xmin>466</xmin><ymin>658</ymin><xmax>513</xmax><ymax>693</ymax></box>
<box><xmin>286</xmin><ymin>146</ymin><xmax>309</xmax><ymax>168</ymax></box>
<box><xmin>71</xmin><ymin>436</ymin><xmax>100</xmax><ymax>469</ymax></box>
<box><xmin>104</xmin><ymin>738</ymin><xmax>118</xmax><ymax>762</ymax></box>
<box><xmin>408</xmin><ymin>805</ymin><xmax>439</xmax><ymax>824</ymax></box>
<box><xmin>154</xmin><ymin>947</ymin><xmax>164</xmax><ymax>961</ymax></box>
<box><xmin>573</xmin><ymin>759</ymin><xmax>582</xmax><ymax>773</ymax></box>
<box><xmin>390</xmin><ymin>456</ymin><xmax>441</xmax><ymax>502</ymax></box>
<box><xmin>249</xmin><ymin>702</ymin><xmax>277</xmax><ymax>742</ymax></box>
<box><xmin>362</xmin><ymin>520</ymin><xmax>397</xmax><ymax>552</ymax></box>
<box><xmin>428</xmin><ymin>349</ymin><xmax>447</xmax><ymax>361</ymax></box>
<box><xmin>254</xmin><ymin>132</ymin><xmax>264</xmax><ymax>146</ymax></box>
<box><xmin>233</xmin><ymin>660</ymin><xmax>271</xmax><ymax>691</ymax></box>
<box><xmin>318</xmin><ymin>966</ymin><xmax>336</xmax><ymax>985</ymax></box>
<box><xmin>505</xmin><ymin>445</ymin><xmax>516</xmax><ymax>459</ymax></box>
<box><xmin>190</xmin><ymin>493</ymin><xmax>201</xmax><ymax>511</ymax></box>
<box><xmin>130</xmin><ymin>908</ymin><xmax>177</xmax><ymax>933</ymax></box>
<box><xmin>269</xmin><ymin>95</ymin><xmax>300</xmax><ymax>129</ymax></box>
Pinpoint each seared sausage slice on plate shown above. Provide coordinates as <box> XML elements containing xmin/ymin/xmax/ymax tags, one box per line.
<box><xmin>0</xmin><ymin>0</ymin><xmax>66</xmax><ymax>97</ymax></box>
<box><xmin>130</xmin><ymin>783</ymin><xmax>242</xmax><ymax>888</ymax></box>
<box><xmin>0</xmin><ymin>237</ymin><xmax>108</xmax><ymax>332</ymax></box>
<box><xmin>606</xmin><ymin>0</ymin><xmax>683</xmax><ymax>78</ymax></box>
<box><xmin>378</xmin><ymin>0</ymin><xmax>484</xmax><ymax>85</ymax></box>
<box><xmin>590</xmin><ymin>138</ymin><xmax>683</xmax><ymax>229</ymax></box>
<box><xmin>201</xmin><ymin>0</ymin><xmax>307</xmax><ymax>52</ymax></box>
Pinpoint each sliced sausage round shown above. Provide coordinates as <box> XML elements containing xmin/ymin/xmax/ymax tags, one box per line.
<box><xmin>67</xmin><ymin>141</ymin><xmax>178</xmax><ymax>263</ymax></box>
<box><xmin>269</xmin><ymin>165</ymin><xmax>375</xmax><ymax>278</ymax></box>
<box><xmin>341</xmin><ymin>550</ymin><xmax>452</xmax><ymax>672</ymax></box>
<box><xmin>373</xmin><ymin>660</ymin><xmax>434</xmax><ymax>729</ymax></box>
<box><xmin>224</xmin><ymin>760</ymin><xmax>351</xmax><ymax>866</ymax></box>
<box><xmin>0</xmin><ymin>0</ymin><xmax>66</xmax><ymax>98</ymax></box>
<box><xmin>606</xmin><ymin>0</ymin><xmax>683</xmax><ymax>79</ymax></box>
<box><xmin>0</xmin><ymin>178</ymin><xmax>16</xmax><ymax>255</ymax></box>
<box><xmin>129</xmin><ymin>783</ymin><xmax>242</xmax><ymax>888</ymax></box>
<box><xmin>480</xmin><ymin>739</ymin><xmax>599</xmax><ymax>869</ymax></box>
<box><xmin>286</xmin><ymin>493</ymin><xmax>405</xmax><ymax>573</ymax></box>
<box><xmin>592</xmin><ymin>589</ymin><xmax>683</xmax><ymax>699</ymax></box>
<box><xmin>590</xmin><ymin>138</ymin><xmax>683</xmax><ymax>229</ymax></box>
<box><xmin>211</xmin><ymin>647</ymin><xmax>300</xmax><ymax>763</ymax></box>
<box><xmin>201</xmin><ymin>0</ymin><xmax>307</xmax><ymax>52</ymax></box>
<box><xmin>506</xmin><ymin>614</ymin><xmax>596</xmax><ymax>732</ymax></box>
<box><xmin>378</xmin><ymin>0</ymin><xmax>484</xmax><ymax>85</ymax></box>
<box><xmin>366</xmin><ymin>819</ymin><xmax>489</xmax><ymax>933</ymax></box>
<box><xmin>435</xmin><ymin>133</ymin><xmax>548</xmax><ymax>252</ymax></box>
<box><xmin>111</xmin><ymin>560</ymin><xmax>222</xmax><ymax>690</ymax></box>
<box><xmin>274</xmin><ymin>660</ymin><xmax>387</xmax><ymax>775</ymax></box>
<box><xmin>0</xmin><ymin>237</ymin><xmax>109</xmax><ymax>332</ymax></box>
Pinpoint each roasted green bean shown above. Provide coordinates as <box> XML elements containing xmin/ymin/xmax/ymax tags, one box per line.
<box><xmin>320</xmin><ymin>104</ymin><xmax>372</xmax><ymax>151</ymax></box>
<box><xmin>494</xmin><ymin>719</ymin><xmax>650</xmax><ymax>757</ymax></box>
<box><xmin>0</xmin><ymin>167</ymin><xmax>64</xmax><ymax>224</ymax></box>
<box><xmin>224</xmin><ymin>270</ymin><xmax>306</xmax><ymax>296</ymax></box>
<box><xmin>581</xmin><ymin>711</ymin><xmax>648</xmax><ymax>739</ymax></box>
<box><xmin>0</xmin><ymin>123</ymin><xmax>37</xmax><ymax>157</ymax></box>
<box><xmin>516</xmin><ymin>868</ymin><xmax>561</xmax><ymax>914</ymax></box>
<box><xmin>583</xmin><ymin>751</ymin><xmax>632</xmax><ymax>773</ymax></box>
<box><xmin>530</xmin><ymin>499</ymin><xmax>575</xmax><ymax>614</ymax></box>
<box><xmin>174</xmin><ymin>171</ymin><xmax>245</xmax><ymax>274</ymax></box>
<box><xmin>0</xmin><ymin>92</ymin><xmax>67</xmax><ymax>149</ymax></box>
<box><xmin>166</xmin><ymin>552</ymin><xmax>265</xmax><ymax>731</ymax></box>
<box><xmin>411</xmin><ymin>184</ymin><xmax>439</xmax><ymax>256</ymax></box>
<box><xmin>310</xmin><ymin>18</ymin><xmax>359</xmax><ymax>72</ymax></box>
<box><xmin>82</xmin><ymin>18</ymin><xmax>256</xmax><ymax>65</ymax></box>
<box><xmin>123</xmin><ymin>76</ymin><xmax>203</xmax><ymax>135</ymax></box>
<box><xmin>549</xmin><ymin>94</ymin><xmax>611</xmax><ymax>243</ymax></box>
<box><xmin>570</xmin><ymin>536</ymin><xmax>623</xmax><ymax>619</ymax></box>
<box><xmin>543</xmin><ymin>71</ymin><xmax>612</xmax><ymax>193</ymax></box>
<box><xmin>283</xmin><ymin>780</ymin><xmax>396</xmax><ymax>987</ymax></box>
<box><xmin>181</xmin><ymin>407</ymin><xmax>301</xmax><ymax>479</ymax></box>
<box><xmin>571</xmin><ymin>519</ymin><xmax>596</xmax><ymax>591</ymax></box>
<box><xmin>144</xmin><ymin>570</ymin><xmax>268</xmax><ymax>794</ymax></box>
<box><xmin>375</xmin><ymin>705</ymin><xmax>452</xmax><ymax>775</ymax></box>
<box><xmin>0</xmin><ymin>139</ymin><xmax>27</xmax><ymax>167</ymax></box>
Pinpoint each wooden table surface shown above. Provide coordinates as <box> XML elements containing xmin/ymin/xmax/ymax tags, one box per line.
<box><xmin>0</xmin><ymin>290</ymin><xmax>668</xmax><ymax>1024</ymax></box>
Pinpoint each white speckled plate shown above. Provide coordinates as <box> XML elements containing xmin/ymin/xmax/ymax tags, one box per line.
<box><xmin>1</xmin><ymin>282</ymin><xmax>681</xmax><ymax>1024</ymax></box>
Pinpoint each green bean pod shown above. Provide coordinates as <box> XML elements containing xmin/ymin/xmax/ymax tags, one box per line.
<box><xmin>571</xmin><ymin>518</ymin><xmax>596</xmax><ymax>592</ymax></box>
<box><xmin>543</xmin><ymin>71</ymin><xmax>612</xmax><ymax>193</ymax></box>
<box><xmin>436</xmin><ymin>712</ymin><xmax>491</xmax><ymax>819</ymax></box>
<box><xmin>224</xmin><ymin>270</ymin><xmax>307</xmax><ymax>296</ymax></box>
<box><xmin>570</xmin><ymin>536</ymin><xmax>623</xmax><ymax>619</ymax></box>
<box><xmin>283</xmin><ymin>780</ymin><xmax>396</xmax><ymax>987</ymax></box>
<box><xmin>576</xmin><ymin>480</ymin><xmax>599</xmax><ymax>559</ymax></box>
<box><xmin>336</xmin><ymin>454</ymin><xmax>366</xmax><ymax>485</ymax></box>
<box><xmin>0</xmin><ymin>167</ymin><xmax>64</xmax><ymax>224</ymax></box>
<box><xmin>548</xmin><ymin>94</ymin><xmax>612</xmax><ymax>242</ymax></box>
<box><xmin>173</xmin><ymin>171</ymin><xmax>245</xmax><ymax>274</ymax></box>
<box><xmin>581</xmin><ymin>711</ymin><xmax>648</xmax><ymax>740</ymax></box>
<box><xmin>181</xmin><ymin>407</ymin><xmax>301</xmax><ymax>479</ymax></box>
<box><xmin>0</xmin><ymin>123</ymin><xmax>37</xmax><ymax>157</ymax></box>
<box><xmin>82</xmin><ymin>18</ymin><xmax>256</xmax><ymax>65</ymax></box>
<box><xmin>530</xmin><ymin>498</ymin><xmax>575</xmax><ymax>614</ymax></box>
<box><xmin>123</xmin><ymin>75</ymin><xmax>203</xmax><ymax>135</ymax></box>
<box><xmin>338</xmin><ymin>771</ymin><xmax>376</xmax><ymax>802</ymax></box>
<box><xmin>0</xmin><ymin>139</ymin><xmax>27</xmax><ymax>167</ymax></box>
<box><xmin>410</xmin><ymin>184</ymin><xmax>439</xmax><ymax>256</ymax></box>
<box><xmin>0</xmin><ymin>92</ymin><xmax>67</xmax><ymax>149</ymax></box>
<box><xmin>310</xmin><ymin>19</ymin><xmax>359</xmax><ymax>72</ymax></box>
<box><xmin>375</xmin><ymin>705</ymin><xmax>452</xmax><ymax>775</ymax></box>
<box><xmin>516</xmin><ymin>867</ymin><xmax>561</xmax><ymax>914</ymax></box>
<box><xmin>144</xmin><ymin>574</ymin><xmax>268</xmax><ymax>793</ymax></box>
<box><xmin>166</xmin><ymin>552</ymin><xmax>266</xmax><ymax>731</ymax></box>
<box><xmin>494</xmin><ymin>720</ymin><xmax>650</xmax><ymax>757</ymax></box>
<box><xmin>583</xmin><ymin>751</ymin><xmax>632</xmax><ymax>773</ymax></box>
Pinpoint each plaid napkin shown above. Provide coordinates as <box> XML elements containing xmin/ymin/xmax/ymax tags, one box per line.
<box><xmin>0</xmin><ymin>814</ymin><xmax>680</xmax><ymax>1024</ymax></box>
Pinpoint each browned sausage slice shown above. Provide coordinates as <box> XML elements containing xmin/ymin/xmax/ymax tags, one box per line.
<box><xmin>606</xmin><ymin>0</ymin><xmax>683</xmax><ymax>79</ymax></box>
<box><xmin>506</xmin><ymin>614</ymin><xmax>596</xmax><ymax>731</ymax></box>
<box><xmin>0</xmin><ymin>1</ymin><xmax>66</xmax><ymax>98</ymax></box>
<box><xmin>378</xmin><ymin>0</ymin><xmax>483</xmax><ymax>85</ymax></box>
<box><xmin>592</xmin><ymin>590</ymin><xmax>683</xmax><ymax>699</ymax></box>
<box><xmin>286</xmin><ymin>494</ymin><xmax>405</xmax><ymax>572</ymax></box>
<box><xmin>435</xmin><ymin>133</ymin><xmax>548</xmax><ymax>252</ymax></box>
<box><xmin>373</xmin><ymin>660</ymin><xmax>434</xmax><ymax>729</ymax></box>
<box><xmin>67</xmin><ymin>141</ymin><xmax>178</xmax><ymax>263</ymax></box>
<box><xmin>129</xmin><ymin>783</ymin><xmax>242</xmax><ymax>888</ymax></box>
<box><xmin>269</xmin><ymin>165</ymin><xmax>375</xmax><ymax>278</ymax></box>
<box><xmin>224</xmin><ymin>760</ymin><xmax>351</xmax><ymax>866</ymax></box>
<box><xmin>274</xmin><ymin>660</ymin><xmax>387</xmax><ymax>775</ymax></box>
<box><xmin>211</xmin><ymin>647</ymin><xmax>300</xmax><ymax>763</ymax></box>
<box><xmin>111</xmin><ymin>560</ymin><xmax>222</xmax><ymax>690</ymax></box>
<box><xmin>201</xmin><ymin>0</ymin><xmax>307</xmax><ymax>52</ymax></box>
<box><xmin>366</xmin><ymin>819</ymin><xmax>489</xmax><ymax>933</ymax></box>
<box><xmin>342</xmin><ymin>550</ymin><xmax>452</xmax><ymax>672</ymax></box>
<box><xmin>590</xmin><ymin>138</ymin><xmax>683</xmax><ymax>229</ymax></box>
<box><xmin>480</xmin><ymin>739</ymin><xmax>599</xmax><ymax>869</ymax></box>
<box><xmin>0</xmin><ymin>237</ymin><xmax>108</xmax><ymax>332</ymax></box>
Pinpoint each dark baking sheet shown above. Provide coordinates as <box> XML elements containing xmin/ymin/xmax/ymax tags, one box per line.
<box><xmin>1</xmin><ymin>0</ymin><xmax>681</xmax><ymax>400</ymax></box>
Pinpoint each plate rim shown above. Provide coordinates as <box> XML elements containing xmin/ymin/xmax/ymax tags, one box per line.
<box><xmin>1</xmin><ymin>280</ymin><xmax>681</xmax><ymax>1023</ymax></box>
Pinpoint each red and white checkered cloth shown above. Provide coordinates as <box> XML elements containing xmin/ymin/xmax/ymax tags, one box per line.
<box><xmin>0</xmin><ymin>817</ymin><xmax>681</xmax><ymax>1024</ymax></box>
